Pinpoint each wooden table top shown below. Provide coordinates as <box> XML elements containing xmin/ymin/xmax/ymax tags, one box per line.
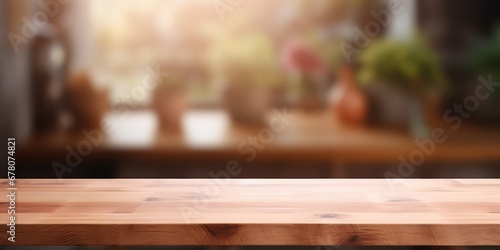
<box><xmin>2</xmin><ymin>179</ymin><xmax>500</xmax><ymax>245</ymax></box>
<box><xmin>18</xmin><ymin>110</ymin><xmax>500</xmax><ymax>163</ymax></box>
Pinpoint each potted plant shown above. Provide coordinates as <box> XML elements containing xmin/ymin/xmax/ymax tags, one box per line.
<box><xmin>209</xmin><ymin>31</ymin><xmax>281</xmax><ymax>125</ymax></box>
<box><xmin>281</xmin><ymin>37</ymin><xmax>328</xmax><ymax>111</ymax></box>
<box><xmin>358</xmin><ymin>34</ymin><xmax>446</xmax><ymax>138</ymax></box>
<box><xmin>466</xmin><ymin>27</ymin><xmax>500</xmax><ymax>123</ymax></box>
<box><xmin>68</xmin><ymin>72</ymin><xmax>110</xmax><ymax>131</ymax></box>
<box><xmin>308</xmin><ymin>35</ymin><xmax>369</xmax><ymax>125</ymax></box>
<box><xmin>151</xmin><ymin>72</ymin><xmax>189</xmax><ymax>131</ymax></box>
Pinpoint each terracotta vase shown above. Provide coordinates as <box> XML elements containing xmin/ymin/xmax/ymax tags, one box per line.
<box><xmin>69</xmin><ymin>73</ymin><xmax>109</xmax><ymax>131</ymax></box>
<box><xmin>328</xmin><ymin>67</ymin><xmax>367</xmax><ymax>125</ymax></box>
<box><xmin>223</xmin><ymin>84</ymin><xmax>272</xmax><ymax>125</ymax></box>
<box><xmin>152</xmin><ymin>86</ymin><xmax>189</xmax><ymax>131</ymax></box>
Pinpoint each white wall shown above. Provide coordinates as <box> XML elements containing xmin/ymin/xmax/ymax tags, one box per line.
<box><xmin>388</xmin><ymin>0</ymin><xmax>417</xmax><ymax>40</ymax></box>
<box><xmin>1</xmin><ymin>0</ymin><xmax>33</xmax><ymax>142</ymax></box>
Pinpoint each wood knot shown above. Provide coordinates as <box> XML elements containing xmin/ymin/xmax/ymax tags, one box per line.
<box><xmin>348</xmin><ymin>235</ymin><xmax>359</xmax><ymax>243</ymax></box>
<box><xmin>202</xmin><ymin>224</ymin><xmax>239</xmax><ymax>238</ymax></box>
<box><xmin>315</xmin><ymin>213</ymin><xmax>340</xmax><ymax>219</ymax></box>
<box><xmin>388</xmin><ymin>198</ymin><xmax>420</xmax><ymax>202</ymax></box>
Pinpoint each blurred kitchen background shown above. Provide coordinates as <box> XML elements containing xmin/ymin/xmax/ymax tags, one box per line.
<box><xmin>2</xmin><ymin>0</ymin><xmax>500</xmax><ymax>179</ymax></box>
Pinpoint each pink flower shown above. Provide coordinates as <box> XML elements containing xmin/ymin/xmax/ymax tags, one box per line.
<box><xmin>281</xmin><ymin>38</ymin><xmax>327</xmax><ymax>75</ymax></box>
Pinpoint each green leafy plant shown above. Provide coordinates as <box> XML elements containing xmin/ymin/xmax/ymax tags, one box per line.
<box><xmin>467</xmin><ymin>27</ymin><xmax>500</xmax><ymax>80</ymax></box>
<box><xmin>207</xmin><ymin>30</ymin><xmax>281</xmax><ymax>88</ymax></box>
<box><xmin>466</xmin><ymin>27</ymin><xmax>500</xmax><ymax>101</ymax></box>
<box><xmin>358</xmin><ymin>34</ymin><xmax>446</xmax><ymax>95</ymax></box>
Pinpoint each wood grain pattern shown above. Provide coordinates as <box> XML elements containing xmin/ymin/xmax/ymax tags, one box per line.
<box><xmin>1</xmin><ymin>179</ymin><xmax>500</xmax><ymax>245</ymax></box>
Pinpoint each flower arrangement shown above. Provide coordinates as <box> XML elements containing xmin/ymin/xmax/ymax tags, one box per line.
<box><xmin>281</xmin><ymin>37</ymin><xmax>327</xmax><ymax>75</ymax></box>
<box><xmin>280</xmin><ymin>37</ymin><xmax>328</xmax><ymax>109</ymax></box>
<box><xmin>206</xmin><ymin>27</ymin><xmax>282</xmax><ymax>124</ymax></box>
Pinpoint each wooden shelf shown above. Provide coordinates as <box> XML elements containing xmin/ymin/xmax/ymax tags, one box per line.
<box><xmin>18</xmin><ymin>110</ymin><xmax>500</xmax><ymax>164</ymax></box>
<box><xmin>2</xmin><ymin>179</ymin><xmax>500</xmax><ymax>245</ymax></box>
